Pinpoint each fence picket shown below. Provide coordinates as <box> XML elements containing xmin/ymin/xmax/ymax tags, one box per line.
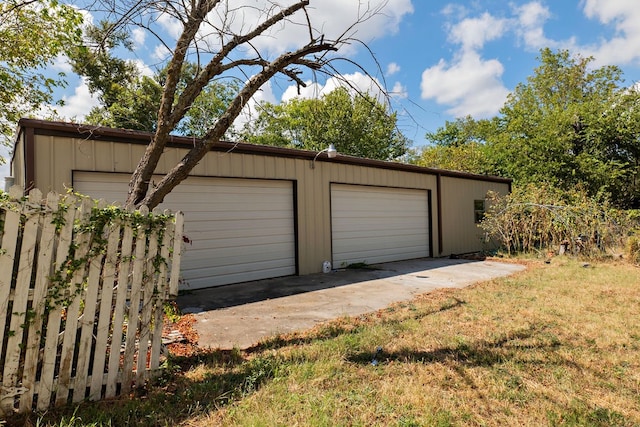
<box><xmin>36</xmin><ymin>194</ymin><xmax>78</xmax><ymax>410</ymax></box>
<box><xmin>55</xmin><ymin>197</ymin><xmax>93</xmax><ymax>406</ymax></box>
<box><xmin>72</xmin><ymin>200</ymin><xmax>109</xmax><ymax>403</ymax></box>
<box><xmin>0</xmin><ymin>190</ymin><xmax>22</xmax><ymax>383</ymax></box>
<box><xmin>150</xmin><ymin>220</ymin><xmax>175</xmax><ymax>371</ymax></box>
<box><xmin>0</xmin><ymin>188</ymin><xmax>183</xmax><ymax>414</ymax></box>
<box><xmin>120</xmin><ymin>206</ymin><xmax>149</xmax><ymax>394</ymax></box>
<box><xmin>1</xmin><ymin>189</ymin><xmax>43</xmax><ymax>414</ymax></box>
<box><xmin>19</xmin><ymin>192</ymin><xmax>60</xmax><ymax>412</ymax></box>
<box><xmin>89</xmin><ymin>220</ymin><xmax>122</xmax><ymax>400</ymax></box>
<box><xmin>169</xmin><ymin>212</ymin><xmax>184</xmax><ymax>296</ymax></box>
<box><xmin>105</xmin><ymin>217</ymin><xmax>134</xmax><ymax>399</ymax></box>
<box><xmin>136</xmin><ymin>228</ymin><xmax>159</xmax><ymax>384</ymax></box>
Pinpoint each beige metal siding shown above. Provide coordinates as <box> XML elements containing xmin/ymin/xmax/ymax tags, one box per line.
<box><xmin>73</xmin><ymin>172</ymin><xmax>296</xmax><ymax>289</ymax></box>
<box><xmin>22</xmin><ymin>127</ymin><xmax>509</xmax><ymax>276</ymax></box>
<box><xmin>331</xmin><ymin>184</ymin><xmax>430</xmax><ymax>267</ymax></box>
<box><xmin>29</xmin><ymin>133</ymin><xmax>441</xmax><ymax>275</ymax></box>
<box><xmin>439</xmin><ymin>176</ymin><xmax>510</xmax><ymax>255</ymax></box>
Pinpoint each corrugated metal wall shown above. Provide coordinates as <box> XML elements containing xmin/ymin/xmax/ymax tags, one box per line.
<box><xmin>440</xmin><ymin>176</ymin><xmax>510</xmax><ymax>255</ymax></box>
<box><xmin>13</xmin><ymin>128</ymin><xmax>509</xmax><ymax>274</ymax></box>
<box><xmin>28</xmin><ymin>134</ymin><xmax>444</xmax><ymax>275</ymax></box>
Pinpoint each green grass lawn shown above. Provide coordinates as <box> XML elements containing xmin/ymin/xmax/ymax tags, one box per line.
<box><xmin>9</xmin><ymin>259</ymin><xmax>640</xmax><ymax>426</ymax></box>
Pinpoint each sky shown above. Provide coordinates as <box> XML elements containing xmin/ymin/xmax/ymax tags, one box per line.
<box><xmin>4</xmin><ymin>0</ymin><xmax>640</xmax><ymax>178</ymax></box>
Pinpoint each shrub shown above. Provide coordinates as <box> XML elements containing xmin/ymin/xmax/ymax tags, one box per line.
<box><xmin>480</xmin><ymin>183</ymin><xmax>639</xmax><ymax>258</ymax></box>
<box><xmin>626</xmin><ymin>233</ymin><xmax>640</xmax><ymax>264</ymax></box>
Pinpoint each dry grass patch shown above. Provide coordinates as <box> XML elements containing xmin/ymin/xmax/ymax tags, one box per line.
<box><xmin>9</xmin><ymin>259</ymin><xmax>640</xmax><ymax>427</ymax></box>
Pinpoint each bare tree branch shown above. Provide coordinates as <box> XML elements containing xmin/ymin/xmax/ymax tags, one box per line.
<box><xmin>138</xmin><ymin>40</ymin><xmax>336</xmax><ymax>208</ymax></box>
<box><xmin>81</xmin><ymin>0</ymin><xmax>391</xmax><ymax>208</ymax></box>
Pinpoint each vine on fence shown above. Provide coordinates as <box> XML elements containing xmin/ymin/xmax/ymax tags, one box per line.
<box><xmin>0</xmin><ymin>187</ymin><xmax>184</xmax><ymax>413</ymax></box>
<box><xmin>1</xmin><ymin>189</ymin><xmax>176</xmax><ymax>318</ymax></box>
<box><xmin>46</xmin><ymin>196</ymin><xmax>174</xmax><ymax>310</ymax></box>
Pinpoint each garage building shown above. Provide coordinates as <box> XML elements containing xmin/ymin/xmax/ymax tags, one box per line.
<box><xmin>10</xmin><ymin>119</ymin><xmax>511</xmax><ymax>290</ymax></box>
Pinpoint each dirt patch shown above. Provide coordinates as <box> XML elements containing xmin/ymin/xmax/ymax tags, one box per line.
<box><xmin>163</xmin><ymin>313</ymin><xmax>200</xmax><ymax>358</ymax></box>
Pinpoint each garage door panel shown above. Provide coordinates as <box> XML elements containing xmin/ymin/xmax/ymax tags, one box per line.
<box><xmin>186</xmin><ymin>226</ymin><xmax>295</xmax><ymax>241</ymax></box>
<box><xmin>334</xmin><ymin>247</ymin><xmax>429</xmax><ymax>267</ymax></box>
<box><xmin>334</xmin><ymin>235</ymin><xmax>427</xmax><ymax>251</ymax></box>
<box><xmin>73</xmin><ymin>172</ymin><xmax>296</xmax><ymax>289</ymax></box>
<box><xmin>332</xmin><ymin>184</ymin><xmax>429</xmax><ymax>267</ymax></box>
<box><xmin>182</xmin><ymin>241</ymin><xmax>296</xmax><ymax>262</ymax></box>
<box><xmin>187</xmin><ymin>218</ymin><xmax>293</xmax><ymax>233</ymax></box>
<box><xmin>333</xmin><ymin>221</ymin><xmax>428</xmax><ymax>234</ymax></box>
<box><xmin>167</xmin><ymin>195</ymin><xmax>292</xmax><ymax>209</ymax></box>
<box><xmin>183</xmin><ymin>259</ymin><xmax>295</xmax><ymax>287</ymax></box>
<box><xmin>331</xmin><ymin>200</ymin><xmax>426</xmax><ymax>212</ymax></box>
<box><xmin>185</xmin><ymin>257</ymin><xmax>291</xmax><ymax>277</ymax></box>
<box><xmin>185</xmin><ymin>265</ymin><xmax>294</xmax><ymax>289</ymax></box>
<box><xmin>183</xmin><ymin>211</ymin><xmax>293</xmax><ymax>222</ymax></box>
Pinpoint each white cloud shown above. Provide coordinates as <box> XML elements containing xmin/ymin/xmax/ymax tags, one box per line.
<box><xmin>420</xmin><ymin>6</ymin><xmax>511</xmax><ymax>119</ymax></box>
<box><xmin>512</xmin><ymin>1</ymin><xmax>563</xmax><ymax>50</ymax></box>
<box><xmin>156</xmin><ymin>12</ymin><xmax>182</xmax><ymax>39</ymax></box>
<box><xmin>441</xmin><ymin>4</ymin><xmax>468</xmax><ymax>20</ymax></box>
<box><xmin>54</xmin><ymin>78</ymin><xmax>101</xmax><ymax>121</ymax></box>
<box><xmin>232</xmin><ymin>80</ymin><xmax>278</xmax><ymax>132</ymax></box>
<box><xmin>152</xmin><ymin>44</ymin><xmax>172</xmax><ymax>62</ymax></box>
<box><xmin>420</xmin><ymin>51</ymin><xmax>509</xmax><ymax>118</ymax></box>
<box><xmin>386</xmin><ymin>62</ymin><xmax>401</xmax><ymax>76</ymax></box>
<box><xmin>131</xmin><ymin>27</ymin><xmax>146</xmax><ymax>48</ymax></box>
<box><xmin>52</xmin><ymin>55</ymin><xmax>73</xmax><ymax>74</ymax></box>
<box><xmin>579</xmin><ymin>0</ymin><xmax>640</xmax><ymax>67</ymax></box>
<box><xmin>281</xmin><ymin>81</ymin><xmax>325</xmax><ymax>102</ymax></box>
<box><xmin>132</xmin><ymin>59</ymin><xmax>154</xmax><ymax>78</ymax></box>
<box><xmin>280</xmin><ymin>72</ymin><xmax>389</xmax><ymax>103</ymax></box>
<box><xmin>582</xmin><ymin>0</ymin><xmax>634</xmax><ymax>24</ymax></box>
<box><xmin>156</xmin><ymin>0</ymin><xmax>412</xmax><ymax>60</ymax></box>
<box><xmin>448</xmin><ymin>12</ymin><xmax>508</xmax><ymax>51</ymax></box>
<box><xmin>509</xmin><ymin>0</ymin><xmax>640</xmax><ymax>67</ymax></box>
<box><xmin>390</xmin><ymin>81</ymin><xmax>408</xmax><ymax>99</ymax></box>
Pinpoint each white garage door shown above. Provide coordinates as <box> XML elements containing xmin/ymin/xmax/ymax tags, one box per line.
<box><xmin>73</xmin><ymin>172</ymin><xmax>296</xmax><ymax>289</ymax></box>
<box><xmin>331</xmin><ymin>184</ymin><xmax>430</xmax><ymax>268</ymax></box>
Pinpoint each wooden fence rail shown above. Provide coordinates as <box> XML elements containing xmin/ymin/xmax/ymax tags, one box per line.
<box><xmin>0</xmin><ymin>187</ymin><xmax>184</xmax><ymax>416</ymax></box>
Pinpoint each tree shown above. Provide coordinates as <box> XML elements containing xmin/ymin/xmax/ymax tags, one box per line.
<box><xmin>70</xmin><ymin>24</ymin><xmax>240</xmax><ymax>136</ymax></box>
<box><xmin>243</xmin><ymin>87</ymin><xmax>410</xmax><ymax>160</ymax></box>
<box><xmin>83</xmin><ymin>74</ymin><xmax>163</xmax><ymax>132</ymax></box>
<box><xmin>69</xmin><ymin>21</ymin><xmax>139</xmax><ymax>113</ymax></box>
<box><xmin>424</xmin><ymin>116</ymin><xmax>492</xmax><ymax>147</ymax></box>
<box><xmin>415</xmin><ymin>116</ymin><xmax>493</xmax><ymax>173</ymax></box>
<box><xmin>157</xmin><ymin>64</ymin><xmax>240</xmax><ymax>138</ymax></box>
<box><xmin>416</xmin><ymin>141</ymin><xmax>491</xmax><ymax>174</ymax></box>
<box><xmin>488</xmin><ymin>48</ymin><xmax>634</xmax><ymax>203</ymax></box>
<box><xmin>584</xmin><ymin>87</ymin><xmax>640</xmax><ymax>207</ymax></box>
<box><xmin>0</xmin><ymin>0</ymin><xmax>82</xmax><ymax>143</ymax></box>
<box><xmin>68</xmin><ymin>21</ymin><xmax>157</xmax><ymax>131</ymax></box>
<box><xmin>420</xmin><ymin>49</ymin><xmax>640</xmax><ymax>207</ymax></box>
<box><xmin>83</xmin><ymin>1</ymin><xmax>388</xmax><ymax>209</ymax></box>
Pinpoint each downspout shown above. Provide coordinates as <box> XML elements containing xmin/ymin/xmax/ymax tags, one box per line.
<box><xmin>436</xmin><ymin>172</ymin><xmax>443</xmax><ymax>255</ymax></box>
<box><xmin>5</xmin><ymin>129</ymin><xmax>18</xmax><ymax>191</ymax></box>
<box><xmin>24</xmin><ymin>125</ymin><xmax>35</xmax><ymax>193</ymax></box>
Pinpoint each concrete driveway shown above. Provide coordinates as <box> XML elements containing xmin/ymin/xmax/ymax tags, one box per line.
<box><xmin>176</xmin><ymin>258</ymin><xmax>525</xmax><ymax>349</ymax></box>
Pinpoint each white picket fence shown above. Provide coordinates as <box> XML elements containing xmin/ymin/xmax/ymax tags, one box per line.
<box><xmin>0</xmin><ymin>187</ymin><xmax>184</xmax><ymax>415</ymax></box>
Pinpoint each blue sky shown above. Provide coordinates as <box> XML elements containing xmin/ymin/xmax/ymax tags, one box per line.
<box><xmin>4</xmin><ymin>0</ymin><xmax>640</xmax><ymax>177</ymax></box>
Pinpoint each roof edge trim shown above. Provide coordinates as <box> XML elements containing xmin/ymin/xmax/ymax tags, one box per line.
<box><xmin>17</xmin><ymin>118</ymin><xmax>512</xmax><ymax>184</ymax></box>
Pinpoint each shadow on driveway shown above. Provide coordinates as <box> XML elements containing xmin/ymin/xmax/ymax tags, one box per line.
<box><xmin>176</xmin><ymin>257</ymin><xmax>525</xmax><ymax>349</ymax></box>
